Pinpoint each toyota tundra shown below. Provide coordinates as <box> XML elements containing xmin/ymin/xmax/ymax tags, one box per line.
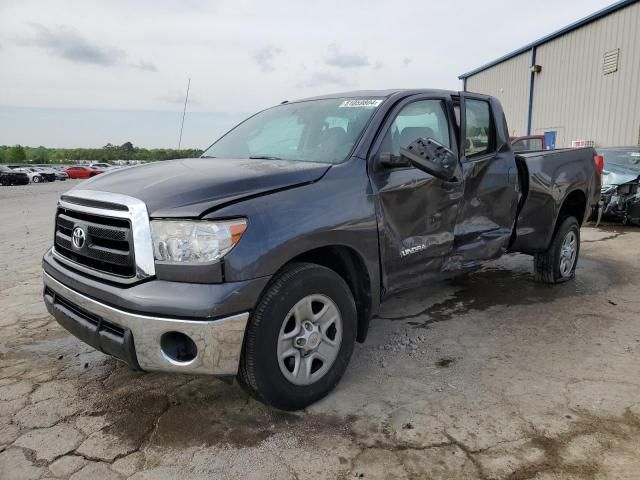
<box><xmin>43</xmin><ymin>90</ymin><xmax>601</xmax><ymax>410</ymax></box>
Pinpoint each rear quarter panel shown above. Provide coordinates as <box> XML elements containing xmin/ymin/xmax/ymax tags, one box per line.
<box><xmin>511</xmin><ymin>147</ymin><xmax>598</xmax><ymax>254</ymax></box>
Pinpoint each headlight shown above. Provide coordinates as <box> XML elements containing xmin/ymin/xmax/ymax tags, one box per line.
<box><xmin>150</xmin><ymin>219</ymin><xmax>247</xmax><ymax>263</ymax></box>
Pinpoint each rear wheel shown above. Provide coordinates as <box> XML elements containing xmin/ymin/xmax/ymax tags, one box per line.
<box><xmin>534</xmin><ymin>216</ymin><xmax>580</xmax><ymax>284</ymax></box>
<box><xmin>237</xmin><ymin>262</ymin><xmax>357</xmax><ymax>411</ymax></box>
<box><xmin>33</xmin><ymin>176</ymin><xmax>41</xmax><ymax>183</ymax></box>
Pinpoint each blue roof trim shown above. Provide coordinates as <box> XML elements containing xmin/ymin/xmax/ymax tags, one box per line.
<box><xmin>459</xmin><ymin>0</ymin><xmax>637</xmax><ymax>79</ymax></box>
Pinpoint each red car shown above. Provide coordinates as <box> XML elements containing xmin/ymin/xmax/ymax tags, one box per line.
<box><xmin>64</xmin><ymin>166</ymin><xmax>104</xmax><ymax>179</ymax></box>
<box><xmin>510</xmin><ymin>135</ymin><xmax>546</xmax><ymax>152</ymax></box>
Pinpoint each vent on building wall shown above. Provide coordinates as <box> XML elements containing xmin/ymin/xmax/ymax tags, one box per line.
<box><xmin>603</xmin><ymin>48</ymin><xmax>619</xmax><ymax>75</ymax></box>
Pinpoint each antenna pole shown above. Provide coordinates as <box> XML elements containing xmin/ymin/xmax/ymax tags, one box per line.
<box><xmin>178</xmin><ymin>77</ymin><xmax>191</xmax><ymax>149</ymax></box>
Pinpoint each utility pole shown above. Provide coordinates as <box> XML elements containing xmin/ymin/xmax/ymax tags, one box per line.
<box><xmin>178</xmin><ymin>78</ymin><xmax>191</xmax><ymax>149</ymax></box>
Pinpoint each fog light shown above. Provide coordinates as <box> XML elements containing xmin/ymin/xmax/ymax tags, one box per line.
<box><xmin>160</xmin><ymin>331</ymin><xmax>197</xmax><ymax>364</ymax></box>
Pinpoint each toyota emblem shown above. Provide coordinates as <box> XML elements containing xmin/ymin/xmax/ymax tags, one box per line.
<box><xmin>72</xmin><ymin>226</ymin><xmax>86</xmax><ymax>249</ymax></box>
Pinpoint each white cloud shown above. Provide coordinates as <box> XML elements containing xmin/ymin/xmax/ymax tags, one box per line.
<box><xmin>325</xmin><ymin>44</ymin><xmax>369</xmax><ymax>68</ymax></box>
<box><xmin>17</xmin><ymin>23</ymin><xmax>157</xmax><ymax>71</ymax></box>
<box><xmin>0</xmin><ymin>0</ymin><xmax>618</xmax><ymax>147</ymax></box>
<box><xmin>252</xmin><ymin>45</ymin><xmax>282</xmax><ymax>72</ymax></box>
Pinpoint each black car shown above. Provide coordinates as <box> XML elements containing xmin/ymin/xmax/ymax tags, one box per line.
<box><xmin>0</xmin><ymin>165</ymin><xmax>29</xmax><ymax>186</ymax></box>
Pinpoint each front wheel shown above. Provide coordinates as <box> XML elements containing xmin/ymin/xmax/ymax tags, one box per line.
<box><xmin>33</xmin><ymin>176</ymin><xmax>41</xmax><ymax>183</ymax></box>
<box><xmin>237</xmin><ymin>262</ymin><xmax>357</xmax><ymax>411</ymax></box>
<box><xmin>534</xmin><ymin>216</ymin><xmax>580</xmax><ymax>284</ymax></box>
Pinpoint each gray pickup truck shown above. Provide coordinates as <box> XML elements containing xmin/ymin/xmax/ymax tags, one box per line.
<box><xmin>43</xmin><ymin>90</ymin><xmax>601</xmax><ymax>410</ymax></box>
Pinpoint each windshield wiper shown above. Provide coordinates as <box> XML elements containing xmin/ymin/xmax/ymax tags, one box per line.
<box><xmin>249</xmin><ymin>155</ymin><xmax>283</xmax><ymax>160</ymax></box>
<box><xmin>201</xmin><ymin>155</ymin><xmax>216</xmax><ymax>158</ymax></box>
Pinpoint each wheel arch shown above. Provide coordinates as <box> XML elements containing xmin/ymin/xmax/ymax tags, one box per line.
<box><xmin>556</xmin><ymin>189</ymin><xmax>587</xmax><ymax>228</ymax></box>
<box><xmin>285</xmin><ymin>245</ymin><xmax>374</xmax><ymax>343</ymax></box>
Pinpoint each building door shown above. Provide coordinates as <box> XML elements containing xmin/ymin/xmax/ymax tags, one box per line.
<box><xmin>544</xmin><ymin>131</ymin><xmax>556</xmax><ymax>149</ymax></box>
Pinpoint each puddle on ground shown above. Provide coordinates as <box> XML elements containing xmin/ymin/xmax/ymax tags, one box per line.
<box><xmin>83</xmin><ymin>376</ymin><xmax>351</xmax><ymax>451</ymax></box>
<box><xmin>377</xmin><ymin>253</ymin><xmax>624</xmax><ymax>328</ymax></box>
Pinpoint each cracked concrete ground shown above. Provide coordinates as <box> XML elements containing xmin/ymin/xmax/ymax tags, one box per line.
<box><xmin>1</xmin><ymin>180</ymin><xmax>640</xmax><ymax>480</ymax></box>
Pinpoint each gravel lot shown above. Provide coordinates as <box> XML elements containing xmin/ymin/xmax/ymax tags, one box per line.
<box><xmin>1</xmin><ymin>180</ymin><xmax>640</xmax><ymax>480</ymax></box>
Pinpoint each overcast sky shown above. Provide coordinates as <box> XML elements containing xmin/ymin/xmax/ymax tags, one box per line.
<box><xmin>0</xmin><ymin>0</ymin><xmax>616</xmax><ymax>148</ymax></box>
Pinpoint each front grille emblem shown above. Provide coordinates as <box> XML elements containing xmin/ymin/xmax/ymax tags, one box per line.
<box><xmin>72</xmin><ymin>226</ymin><xmax>86</xmax><ymax>249</ymax></box>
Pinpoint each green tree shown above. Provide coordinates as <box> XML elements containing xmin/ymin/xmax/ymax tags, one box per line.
<box><xmin>8</xmin><ymin>145</ymin><xmax>27</xmax><ymax>163</ymax></box>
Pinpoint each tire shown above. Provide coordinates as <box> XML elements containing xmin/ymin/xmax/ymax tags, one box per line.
<box><xmin>33</xmin><ymin>176</ymin><xmax>41</xmax><ymax>183</ymax></box>
<box><xmin>237</xmin><ymin>262</ymin><xmax>357</xmax><ymax>411</ymax></box>
<box><xmin>534</xmin><ymin>216</ymin><xmax>580</xmax><ymax>284</ymax></box>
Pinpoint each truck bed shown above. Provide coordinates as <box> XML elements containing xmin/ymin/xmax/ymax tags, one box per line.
<box><xmin>510</xmin><ymin>147</ymin><xmax>600</xmax><ymax>254</ymax></box>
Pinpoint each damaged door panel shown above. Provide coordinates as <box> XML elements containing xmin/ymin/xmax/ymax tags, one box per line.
<box><xmin>450</xmin><ymin>94</ymin><xmax>520</xmax><ymax>268</ymax></box>
<box><xmin>368</xmin><ymin>96</ymin><xmax>463</xmax><ymax>294</ymax></box>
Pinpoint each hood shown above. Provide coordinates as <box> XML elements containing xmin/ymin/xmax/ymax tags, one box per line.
<box><xmin>602</xmin><ymin>164</ymin><xmax>640</xmax><ymax>188</ymax></box>
<box><xmin>73</xmin><ymin>157</ymin><xmax>331</xmax><ymax>217</ymax></box>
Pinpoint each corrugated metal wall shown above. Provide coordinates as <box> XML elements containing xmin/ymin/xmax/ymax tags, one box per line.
<box><xmin>466</xmin><ymin>52</ymin><xmax>530</xmax><ymax>137</ymax></box>
<box><xmin>465</xmin><ymin>1</ymin><xmax>640</xmax><ymax>147</ymax></box>
<box><xmin>532</xmin><ymin>1</ymin><xmax>640</xmax><ymax>147</ymax></box>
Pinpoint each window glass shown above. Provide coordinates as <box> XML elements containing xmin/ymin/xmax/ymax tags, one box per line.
<box><xmin>203</xmin><ymin>98</ymin><xmax>382</xmax><ymax>164</ymax></box>
<box><xmin>247</xmin><ymin>116</ymin><xmax>305</xmax><ymax>157</ymax></box>
<box><xmin>381</xmin><ymin>100</ymin><xmax>450</xmax><ymax>157</ymax></box>
<box><xmin>512</xmin><ymin>138</ymin><xmax>543</xmax><ymax>152</ymax></box>
<box><xmin>464</xmin><ymin>99</ymin><xmax>492</xmax><ymax>157</ymax></box>
<box><xmin>598</xmin><ymin>147</ymin><xmax>640</xmax><ymax>171</ymax></box>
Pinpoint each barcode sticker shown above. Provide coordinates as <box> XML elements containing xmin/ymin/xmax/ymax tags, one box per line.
<box><xmin>339</xmin><ymin>99</ymin><xmax>384</xmax><ymax>108</ymax></box>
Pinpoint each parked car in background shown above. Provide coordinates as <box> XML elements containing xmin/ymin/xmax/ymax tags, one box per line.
<box><xmin>43</xmin><ymin>89</ymin><xmax>601</xmax><ymax>410</ymax></box>
<box><xmin>89</xmin><ymin>162</ymin><xmax>115</xmax><ymax>170</ymax></box>
<box><xmin>598</xmin><ymin>146</ymin><xmax>640</xmax><ymax>225</ymax></box>
<box><xmin>34</xmin><ymin>166</ymin><xmax>65</xmax><ymax>181</ymax></box>
<box><xmin>14</xmin><ymin>167</ymin><xmax>46</xmax><ymax>183</ymax></box>
<box><xmin>511</xmin><ymin>135</ymin><xmax>546</xmax><ymax>152</ymax></box>
<box><xmin>64</xmin><ymin>166</ymin><xmax>104</xmax><ymax>179</ymax></box>
<box><xmin>0</xmin><ymin>165</ymin><xmax>29</xmax><ymax>185</ymax></box>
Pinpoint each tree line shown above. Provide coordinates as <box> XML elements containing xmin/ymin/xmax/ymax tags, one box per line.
<box><xmin>0</xmin><ymin>143</ymin><xmax>203</xmax><ymax>164</ymax></box>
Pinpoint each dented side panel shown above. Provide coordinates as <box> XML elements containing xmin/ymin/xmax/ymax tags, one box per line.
<box><xmin>510</xmin><ymin>147</ymin><xmax>598</xmax><ymax>253</ymax></box>
<box><xmin>373</xmin><ymin>167</ymin><xmax>463</xmax><ymax>294</ymax></box>
<box><xmin>449</xmin><ymin>150</ymin><xmax>520</xmax><ymax>268</ymax></box>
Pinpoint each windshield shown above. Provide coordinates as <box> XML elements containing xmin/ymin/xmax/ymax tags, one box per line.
<box><xmin>202</xmin><ymin>98</ymin><xmax>384</xmax><ymax>164</ymax></box>
<box><xmin>599</xmin><ymin>147</ymin><xmax>640</xmax><ymax>171</ymax></box>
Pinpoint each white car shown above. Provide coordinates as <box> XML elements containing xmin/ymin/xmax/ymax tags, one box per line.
<box><xmin>14</xmin><ymin>167</ymin><xmax>45</xmax><ymax>183</ymax></box>
<box><xmin>89</xmin><ymin>163</ymin><xmax>115</xmax><ymax>170</ymax></box>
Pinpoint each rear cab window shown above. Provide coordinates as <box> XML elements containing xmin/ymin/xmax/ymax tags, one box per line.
<box><xmin>512</xmin><ymin>138</ymin><xmax>543</xmax><ymax>152</ymax></box>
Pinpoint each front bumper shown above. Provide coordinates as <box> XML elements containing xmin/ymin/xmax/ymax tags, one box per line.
<box><xmin>43</xmin><ymin>271</ymin><xmax>250</xmax><ymax>375</ymax></box>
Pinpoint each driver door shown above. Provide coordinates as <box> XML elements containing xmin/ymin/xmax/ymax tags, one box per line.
<box><xmin>369</xmin><ymin>95</ymin><xmax>464</xmax><ymax>295</ymax></box>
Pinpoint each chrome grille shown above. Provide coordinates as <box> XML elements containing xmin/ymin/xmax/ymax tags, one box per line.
<box><xmin>55</xmin><ymin>207</ymin><xmax>135</xmax><ymax>277</ymax></box>
<box><xmin>52</xmin><ymin>190</ymin><xmax>156</xmax><ymax>284</ymax></box>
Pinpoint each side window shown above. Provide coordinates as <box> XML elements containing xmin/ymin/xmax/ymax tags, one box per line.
<box><xmin>464</xmin><ymin>99</ymin><xmax>493</xmax><ymax>158</ymax></box>
<box><xmin>381</xmin><ymin>100</ymin><xmax>450</xmax><ymax>157</ymax></box>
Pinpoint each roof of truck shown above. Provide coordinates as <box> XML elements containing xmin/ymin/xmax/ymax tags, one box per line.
<box><xmin>292</xmin><ymin>89</ymin><xmax>458</xmax><ymax>103</ymax></box>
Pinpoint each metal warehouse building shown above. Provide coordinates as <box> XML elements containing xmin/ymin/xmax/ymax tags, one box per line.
<box><xmin>459</xmin><ymin>0</ymin><xmax>640</xmax><ymax>149</ymax></box>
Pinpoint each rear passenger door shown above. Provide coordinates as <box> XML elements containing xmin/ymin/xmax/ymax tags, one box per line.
<box><xmin>453</xmin><ymin>94</ymin><xmax>519</xmax><ymax>264</ymax></box>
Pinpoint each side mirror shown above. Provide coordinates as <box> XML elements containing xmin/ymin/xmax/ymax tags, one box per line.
<box><xmin>400</xmin><ymin>138</ymin><xmax>458</xmax><ymax>181</ymax></box>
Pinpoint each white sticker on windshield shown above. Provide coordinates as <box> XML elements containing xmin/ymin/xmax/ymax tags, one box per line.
<box><xmin>339</xmin><ymin>99</ymin><xmax>384</xmax><ymax>108</ymax></box>
<box><xmin>630</xmin><ymin>152</ymin><xmax>640</xmax><ymax>157</ymax></box>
